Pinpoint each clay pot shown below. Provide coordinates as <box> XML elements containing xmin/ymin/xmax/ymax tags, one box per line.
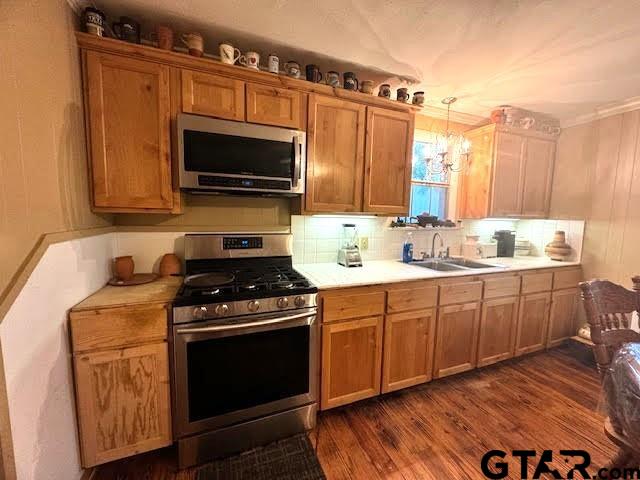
<box><xmin>544</xmin><ymin>231</ymin><xmax>572</xmax><ymax>261</ymax></box>
<box><xmin>159</xmin><ymin>253</ymin><xmax>181</xmax><ymax>276</ymax></box>
<box><xmin>114</xmin><ymin>256</ymin><xmax>135</xmax><ymax>281</ymax></box>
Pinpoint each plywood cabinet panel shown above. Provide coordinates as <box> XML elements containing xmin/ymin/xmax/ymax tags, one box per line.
<box><xmin>515</xmin><ymin>292</ymin><xmax>551</xmax><ymax>356</ymax></box>
<box><xmin>521</xmin><ymin>272</ymin><xmax>553</xmax><ymax>294</ymax></box>
<box><xmin>246</xmin><ymin>83</ymin><xmax>303</xmax><ymax>129</ymax></box>
<box><xmin>306</xmin><ymin>94</ymin><xmax>366</xmax><ymax>212</ymax></box>
<box><xmin>85</xmin><ymin>51</ymin><xmax>173</xmax><ymax>211</ymax></box>
<box><xmin>483</xmin><ymin>276</ymin><xmax>521</xmax><ymax>299</ymax></box>
<box><xmin>181</xmin><ymin>69</ymin><xmax>244</xmax><ymax>120</ymax></box>
<box><xmin>386</xmin><ymin>285</ymin><xmax>438</xmax><ymax>313</ymax></box>
<box><xmin>491</xmin><ymin>131</ymin><xmax>525</xmax><ymax>216</ymax></box>
<box><xmin>321</xmin><ymin>316</ymin><xmax>383</xmax><ymax>409</ymax></box>
<box><xmin>439</xmin><ymin>281</ymin><xmax>483</xmax><ymax>305</ymax></box>
<box><xmin>522</xmin><ymin>137</ymin><xmax>555</xmax><ymax>217</ymax></box>
<box><xmin>477</xmin><ymin>296</ymin><xmax>519</xmax><ymax>367</ymax></box>
<box><xmin>74</xmin><ymin>342</ymin><xmax>172</xmax><ymax>467</ymax></box>
<box><xmin>322</xmin><ymin>291</ymin><xmax>385</xmax><ymax>323</ymax></box>
<box><xmin>363</xmin><ymin>107</ymin><xmax>414</xmax><ymax>215</ymax></box>
<box><xmin>553</xmin><ymin>268</ymin><xmax>582</xmax><ymax>290</ymax></box>
<box><xmin>433</xmin><ymin>302</ymin><xmax>481</xmax><ymax>378</ymax></box>
<box><xmin>547</xmin><ymin>288</ymin><xmax>578</xmax><ymax>347</ymax></box>
<box><xmin>382</xmin><ymin>309</ymin><xmax>435</xmax><ymax>393</ymax></box>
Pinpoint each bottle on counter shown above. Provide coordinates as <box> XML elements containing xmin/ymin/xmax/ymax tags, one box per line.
<box><xmin>402</xmin><ymin>232</ymin><xmax>414</xmax><ymax>263</ymax></box>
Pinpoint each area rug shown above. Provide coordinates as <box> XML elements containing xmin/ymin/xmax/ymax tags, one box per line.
<box><xmin>195</xmin><ymin>433</ymin><xmax>326</xmax><ymax>480</ymax></box>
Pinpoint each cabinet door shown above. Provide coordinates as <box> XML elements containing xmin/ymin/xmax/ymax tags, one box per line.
<box><xmin>181</xmin><ymin>69</ymin><xmax>244</xmax><ymax>120</ymax></box>
<box><xmin>515</xmin><ymin>292</ymin><xmax>551</xmax><ymax>356</ymax></box>
<box><xmin>521</xmin><ymin>137</ymin><xmax>555</xmax><ymax>217</ymax></box>
<box><xmin>321</xmin><ymin>316</ymin><xmax>383</xmax><ymax>410</ymax></box>
<box><xmin>490</xmin><ymin>131</ymin><xmax>525</xmax><ymax>216</ymax></box>
<box><xmin>73</xmin><ymin>342</ymin><xmax>172</xmax><ymax>467</ymax></box>
<box><xmin>363</xmin><ymin>107</ymin><xmax>414</xmax><ymax>214</ymax></box>
<box><xmin>382</xmin><ymin>309</ymin><xmax>435</xmax><ymax>393</ymax></box>
<box><xmin>547</xmin><ymin>288</ymin><xmax>578</xmax><ymax>347</ymax></box>
<box><xmin>477</xmin><ymin>297</ymin><xmax>519</xmax><ymax>367</ymax></box>
<box><xmin>246</xmin><ymin>83</ymin><xmax>303</xmax><ymax>129</ymax></box>
<box><xmin>306</xmin><ymin>95</ymin><xmax>366</xmax><ymax>213</ymax></box>
<box><xmin>85</xmin><ymin>51</ymin><xmax>173</xmax><ymax>210</ymax></box>
<box><xmin>433</xmin><ymin>302</ymin><xmax>481</xmax><ymax>379</ymax></box>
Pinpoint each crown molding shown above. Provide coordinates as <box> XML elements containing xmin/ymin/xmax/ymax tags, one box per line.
<box><xmin>418</xmin><ymin>105</ymin><xmax>487</xmax><ymax>126</ymax></box>
<box><xmin>561</xmin><ymin>96</ymin><xmax>640</xmax><ymax>128</ymax></box>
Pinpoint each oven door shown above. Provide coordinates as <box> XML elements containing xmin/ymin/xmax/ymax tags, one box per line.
<box><xmin>172</xmin><ymin>309</ymin><xmax>318</xmax><ymax>438</ymax></box>
<box><xmin>178</xmin><ymin>113</ymin><xmax>306</xmax><ymax>195</ymax></box>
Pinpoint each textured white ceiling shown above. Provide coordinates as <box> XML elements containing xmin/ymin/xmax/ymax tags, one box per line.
<box><xmin>92</xmin><ymin>0</ymin><xmax>640</xmax><ymax>122</ymax></box>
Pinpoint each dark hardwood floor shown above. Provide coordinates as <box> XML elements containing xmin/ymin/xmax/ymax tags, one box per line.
<box><xmin>94</xmin><ymin>344</ymin><xmax>614</xmax><ymax>479</ymax></box>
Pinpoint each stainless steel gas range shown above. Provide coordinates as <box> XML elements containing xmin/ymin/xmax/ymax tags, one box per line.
<box><xmin>171</xmin><ymin>233</ymin><xmax>318</xmax><ymax>468</ymax></box>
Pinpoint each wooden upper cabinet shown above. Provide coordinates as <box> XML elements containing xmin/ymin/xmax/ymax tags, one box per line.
<box><xmin>181</xmin><ymin>69</ymin><xmax>244</xmax><ymax>120</ymax></box>
<box><xmin>246</xmin><ymin>83</ymin><xmax>303</xmax><ymax>129</ymax></box>
<box><xmin>491</xmin><ymin>131</ymin><xmax>525</xmax><ymax>216</ymax></box>
<box><xmin>321</xmin><ymin>316</ymin><xmax>383</xmax><ymax>410</ymax></box>
<box><xmin>84</xmin><ymin>51</ymin><xmax>173</xmax><ymax>211</ymax></box>
<box><xmin>382</xmin><ymin>309</ymin><xmax>435</xmax><ymax>393</ymax></box>
<box><xmin>306</xmin><ymin>94</ymin><xmax>366</xmax><ymax>213</ymax></box>
<box><xmin>521</xmin><ymin>137</ymin><xmax>555</xmax><ymax>217</ymax></box>
<box><xmin>458</xmin><ymin>124</ymin><xmax>556</xmax><ymax>219</ymax></box>
<box><xmin>363</xmin><ymin>107</ymin><xmax>414</xmax><ymax>214</ymax></box>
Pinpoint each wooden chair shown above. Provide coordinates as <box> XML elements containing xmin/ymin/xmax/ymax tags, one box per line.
<box><xmin>580</xmin><ymin>277</ymin><xmax>640</xmax><ymax>466</ymax></box>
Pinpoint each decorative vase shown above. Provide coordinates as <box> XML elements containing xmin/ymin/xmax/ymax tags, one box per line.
<box><xmin>114</xmin><ymin>256</ymin><xmax>135</xmax><ymax>281</ymax></box>
<box><xmin>159</xmin><ymin>253</ymin><xmax>181</xmax><ymax>276</ymax></box>
<box><xmin>544</xmin><ymin>231</ymin><xmax>572</xmax><ymax>261</ymax></box>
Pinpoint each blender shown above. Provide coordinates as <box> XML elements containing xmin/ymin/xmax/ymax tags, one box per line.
<box><xmin>337</xmin><ymin>223</ymin><xmax>362</xmax><ymax>267</ymax></box>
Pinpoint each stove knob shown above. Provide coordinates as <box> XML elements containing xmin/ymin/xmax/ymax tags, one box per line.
<box><xmin>277</xmin><ymin>297</ymin><xmax>289</xmax><ymax>308</ymax></box>
<box><xmin>247</xmin><ymin>300</ymin><xmax>260</xmax><ymax>312</ymax></box>
<box><xmin>214</xmin><ymin>304</ymin><xmax>229</xmax><ymax>316</ymax></box>
<box><xmin>294</xmin><ymin>296</ymin><xmax>306</xmax><ymax>308</ymax></box>
<box><xmin>193</xmin><ymin>306</ymin><xmax>208</xmax><ymax>319</ymax></box>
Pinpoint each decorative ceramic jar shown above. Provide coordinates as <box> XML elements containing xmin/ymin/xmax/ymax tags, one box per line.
<box><xmin>114</xmin><ymin>256</ymin><xmax>134</xmax><ymax>281</ymax></box>
<box><xmin>159</xmin><ymin>253</ymin><xmax>181</xmax><ymax>276</ymax></box>
<box><xmin>544</xmin><ymin>231</ymin><xmax>572</xmax><ymax>261</ymax></box>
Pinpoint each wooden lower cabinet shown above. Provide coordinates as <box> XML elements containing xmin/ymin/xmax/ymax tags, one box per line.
<box><xmin>321</xmin><ymin>316</ymin><xmax>383</xmax><ymax>410</ymax></box>
<box><xmin>381</xmin><ymin>309</ymin><xmax>435</xmax><ymax>393</ymax></box>
<box><xmin>433</xmin><ymin>302</ymin><xmax>481</xmax><ymax>379</ymax></box>
<box><xmin>477</xmin><ymin>296</ymin><xmax>519</xmax><ymax>367</ymax></box>
<box><xmin>515</xmin><ymin>292</ymin><xmax>551</xmax><ymax>356</ymax></box>
<box><xmin>73</xmin><ymin>342</ymin><xmax>172</xmax><ymax>467</ymax></box>
<box><xmin>547</xmin><ymin>288</ymin><xmax>579</xmax><ymax>347</ymax></box>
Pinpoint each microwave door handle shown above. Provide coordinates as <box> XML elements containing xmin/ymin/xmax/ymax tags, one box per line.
<box><xmin>292</xmin><ymin>135</ymin><xmax>301</xmax><ymax>188</ymax></box>
<box><xmin>175</xmin><ymin>311</ymin><xmax>315</xmax><ymax>334</ymax></box>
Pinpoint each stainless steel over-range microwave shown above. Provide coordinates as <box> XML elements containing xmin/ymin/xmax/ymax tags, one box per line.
<box><xmin>178</xmin><ymin>113</ymin><xmax>306</xmax><ymax>195</ymax></box>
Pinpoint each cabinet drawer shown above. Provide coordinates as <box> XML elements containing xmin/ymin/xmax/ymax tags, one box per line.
<box><xmin>483</xmin><ymin>276</ymin><xmax>521</xmax><ymax>299</ymax></box>
<box><xmin>387</xmin><ymin>285</ymin><xmax>438</xmax><ymax>313</ymax></box>
<box><xmin>439</xmin><ymin>281</ymin><xmax>482</xmax><ymax>305</ymax></box>
<box><xmin>553</xmin><ymin>268</ymin><xmax>582</xmax><ymax>290</ymax></box>
<box><xmin>322</xmin><ymin>291</ymin><xmax>385</xmax><ymax>323</ymax></box>
<box><xmin>521</xmin><ymin>272</ymin><xmax>553</xmax><ymax>294</ymax></box>
<box><xmin>70</xmin><ymin>304</ymin><xmax>168</xmax><ymax>353</ymax></box>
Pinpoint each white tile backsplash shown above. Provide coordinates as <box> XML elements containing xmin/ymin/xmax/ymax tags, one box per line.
<box><xmin>292</xmin><ymin>216</ymin><xmax>586</xmax><ymax>264</ymax></box>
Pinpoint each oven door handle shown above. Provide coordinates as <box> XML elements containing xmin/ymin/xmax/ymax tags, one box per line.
<box><xmin>292</xmin><ymin>135</ymin><xmax>301</xmax><ymax>188</ymax></box>
<box><xmin>175</xmin><ymin>311</ymin><xmax>315</xmax><ymax>334</ymax></box>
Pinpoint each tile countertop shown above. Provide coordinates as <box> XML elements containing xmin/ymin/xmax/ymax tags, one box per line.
<box><xmin>294</xmin><ymin>257</ymin><xmax>581</xmax><ymax>290</ymax></box>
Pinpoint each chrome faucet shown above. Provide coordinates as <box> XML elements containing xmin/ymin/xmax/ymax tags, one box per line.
<box><xmin>431</xmin><ymin>232</ymin><xmax>444</xmax><ymax>258</ymax></box>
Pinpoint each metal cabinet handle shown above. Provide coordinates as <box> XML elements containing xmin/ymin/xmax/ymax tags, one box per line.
<box><xmin>176</xmin><ymin>311</ymin><xmax>315</xmax><ymax>334</ymax></box>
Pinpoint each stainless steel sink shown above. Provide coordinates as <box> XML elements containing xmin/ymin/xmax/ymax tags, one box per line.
<box><xmin>410</xmin><ymin>258</ymin><xmax>502</xmax><ymax>272</ymax></box>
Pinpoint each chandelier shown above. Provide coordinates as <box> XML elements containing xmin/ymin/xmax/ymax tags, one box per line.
<box><xmin>425</xmin><ymin>97</ymin><xmax>471</xmax><ymax>175</ymax></box>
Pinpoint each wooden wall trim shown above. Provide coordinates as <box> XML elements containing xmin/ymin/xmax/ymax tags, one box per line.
<box><xmin>0</xmin><ymin>227</ymin><xmax>117</xmax><ymax>325</ymax></box>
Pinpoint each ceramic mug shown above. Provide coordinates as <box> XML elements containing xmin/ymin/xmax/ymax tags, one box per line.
<box><xmin>360</xmin><ymin>80</ymin><xmax>374</xmax><ymax>94</ymax></box>
<box><xmin>219</xmin><ymin>43</ymin><xmax>241</xmax><ymax>64</ymax></box>
<box><xmin>325</xmin><ymin>71</ymin><xmax>340</xmax><ymax>87</ymax></box>
<box><xmin>305</xmin><ymin>64</ymin><xmax>323</xmax><ymax>83</ymax></box>
<box><xmin>343</xmin><ymin>72</ymin><xmax>359</xmax><ymax>91</ymax></box>
<box><xmin>83</xmin><ymin>7</ymin><xmax>105</xmax><ymax>36</ymax></box>
<box><xmin>378</xmin><ymin>83</ymin><xmax>391</xmax><ymax>98</ymax></box>
<box><xmin>153</xmin><ymin>25</ymin><xmax>174</xmax><ymax>50</ymax></box>
<box><xmin>181</xmin><ymin>33</ymin><xmax>204</xmax><ymax>57</ymax></box>
<box><xmin>412</xmin><ymin>91</ymin><xmax>425</xmax><ymax>105</ymax></box>
<box><xmin>520</xmin><ymin>117</ymin><xmax>535</xmax><ymax>129</ymax></box>
<box><xmin>113</xmin><ymin>16</ymin><xmax>140</xmax><ymax>44</ymax></box>
<box><xmin>397</xmin><ymin>87</ymin><xmax>409</xmax><ymax>102</ymax></box>
<box><xmin>285</xmin><ymin>61</ymin><xmax>301</xmax><ymax>78</ymax></box>
<box><xmin>268</xmin><ymin>53</ymin><xmax>279</xmax><ymax>73</ymax></box>
<box><xmin>239</xmin><ymin>51</ymin><xmax>260</xmax><ymax>69</ymax></box>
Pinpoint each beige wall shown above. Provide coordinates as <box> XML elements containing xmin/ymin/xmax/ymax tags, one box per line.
<box><xmin>0</xmin><ymin>0</ymin><xmax>113</xmax><ymax>300</ymax></box>
<box><xmin>551</xmin><ymin>110</ymin><xmax>640</xmax><ymax>286</ymax></box>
